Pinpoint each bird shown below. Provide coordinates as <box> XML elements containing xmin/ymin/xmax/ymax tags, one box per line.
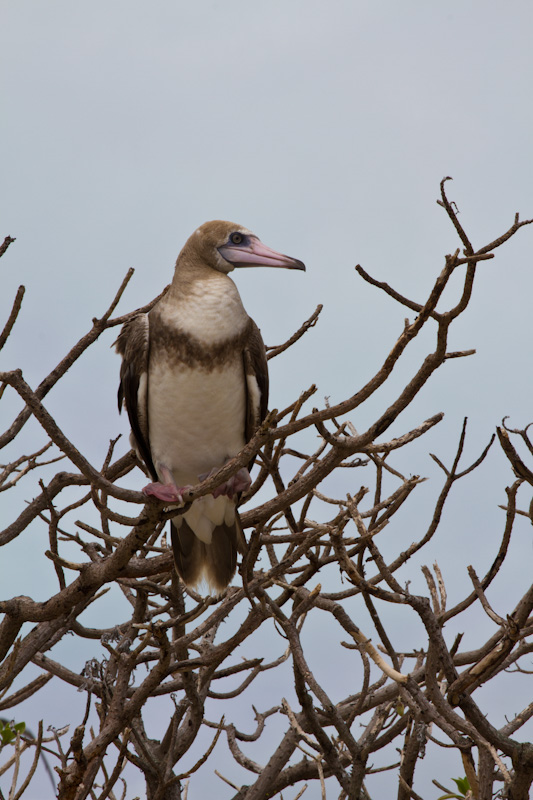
<box><xmin>116</xmin><ymin>221</ymin><xmax>305</xmax><ymax>594</ymax></box>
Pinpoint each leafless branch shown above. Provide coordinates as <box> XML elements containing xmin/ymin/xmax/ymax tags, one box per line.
<box><xmin>2</xmin><ymin>184</ymin><xmax>533</xmax><ymax>799</ymax></box>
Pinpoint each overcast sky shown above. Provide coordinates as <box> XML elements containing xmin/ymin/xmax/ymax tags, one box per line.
<box><xmin>2</xmin><ymin>2</ymin><xmax>533</xmax><ymax>797</ymax></box>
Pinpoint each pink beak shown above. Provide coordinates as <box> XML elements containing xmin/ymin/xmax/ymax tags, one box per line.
<box><xmin>218</xmin><ymin>237</ymin><xmax>305</xmax><ymax>271</ymax></box>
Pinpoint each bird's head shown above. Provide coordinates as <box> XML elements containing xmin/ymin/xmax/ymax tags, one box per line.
<box><xmin>181</xmin><ymin>220</ymin><xmax>306</xmax><ymax>274</ymax></box>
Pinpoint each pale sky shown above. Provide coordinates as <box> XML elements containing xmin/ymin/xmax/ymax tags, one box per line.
<box><xmin>1</xmin><ymin>2</ymin><xmax>533</xmax><ymax>797</ymax></box>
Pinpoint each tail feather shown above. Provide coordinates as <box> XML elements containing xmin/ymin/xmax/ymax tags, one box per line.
<box><xmin>171</xmin><ymin>512</ymin><xmax>246</xmax><ymax>594</ymax></box>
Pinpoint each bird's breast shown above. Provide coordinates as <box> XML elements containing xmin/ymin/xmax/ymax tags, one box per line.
<box><xmin>147</xmin><ymin>340</ymin><xmax>247</xmax><ymax>485</ymax></box>
<box><xmin>147</xmin><ymin>277</ymin><xmax>251</xmax><ymax>484</ymax></box>
<box><xmin>148</xmin><ymin>357</ymin><xmax>246</xmax><ymax>484</ymax></box>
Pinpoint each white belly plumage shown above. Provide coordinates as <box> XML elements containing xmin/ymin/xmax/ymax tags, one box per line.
<box><xmin>147</xmin><ymin>357</ymin><xmax>246</xmax><ymax>544</ymax></box>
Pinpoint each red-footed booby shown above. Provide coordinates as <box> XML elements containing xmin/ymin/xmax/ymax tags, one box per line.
<box><xmin>116</xmin><ymin>221</ymin><xmax>305</xmax><ymax>594</ymax></box>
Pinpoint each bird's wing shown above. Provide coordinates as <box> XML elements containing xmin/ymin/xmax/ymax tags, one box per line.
<box><xmin>115</xmin><ymin>314</ymin><xmax>157</xmax><ymax>480</ymax></box>
<box><xmin>243</xmin><ymin>319</ymin><xmax>269</xmax><ymax>443</ymax></box>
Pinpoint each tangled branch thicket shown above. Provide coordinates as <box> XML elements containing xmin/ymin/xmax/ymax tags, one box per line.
<box><xmin>1</xmin><ymin>180</ymin><xmax>533</xmax><ymax>800</ymax></box>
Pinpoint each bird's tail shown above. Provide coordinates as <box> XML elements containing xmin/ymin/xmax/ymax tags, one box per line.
<box><xmin>171</xmin><ymin>511</ymin><xmax>246</xmax><ymax>594</ymax></box>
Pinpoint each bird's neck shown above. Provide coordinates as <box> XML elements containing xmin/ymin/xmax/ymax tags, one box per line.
<box><xmin>159</xmin><ymin>265</ymin><xmax>249</xmax><ymax>345</ymax></box>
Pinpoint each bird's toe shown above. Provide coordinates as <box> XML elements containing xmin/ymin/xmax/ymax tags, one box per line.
<box><xmin>143</xmin><ymin>482</ymin><xmax>188</xmax><ymax>503</ymax></box>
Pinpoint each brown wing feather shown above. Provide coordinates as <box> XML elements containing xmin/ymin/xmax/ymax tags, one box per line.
<box><xmin>243</xmin><ymin>319</ymin><xmax>269</xmax><ymax>443</ymax></box>
<box><xmin>115</xmin><ymin>314</ymin><xmax>157</xmax><ymax>481</ymax></box>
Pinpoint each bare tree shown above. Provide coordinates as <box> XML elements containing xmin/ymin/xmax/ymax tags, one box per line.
<box><xmin>1</xmin><ymin>179</ymin><xmax>533</xmax><ymax>800</ymax></box>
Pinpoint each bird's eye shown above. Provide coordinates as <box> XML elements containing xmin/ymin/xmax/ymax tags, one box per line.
<box><xmin>230</xmin><ymin>232</ymin><xmax>243</xmax><ymax>245</ymax></box>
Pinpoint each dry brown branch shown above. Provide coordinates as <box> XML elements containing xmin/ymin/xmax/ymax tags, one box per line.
<box><xmin>0</xmin><ymin>235</ymin><xmax>16</xmax><ymax>259</ymax></box>
<box><xmin>0</xmin><ymin>285</ymin><xmax>25</xmax><ymax>352</ymax></box>
<box><xmin>1</xmin><ymin>184</ymin><xmax>533</xmax><ymax>799</ymax></box>
<box><xmin>266</xmin><ymin>304</ymin><xmax>323</xmax><ymax>359</ymax></box>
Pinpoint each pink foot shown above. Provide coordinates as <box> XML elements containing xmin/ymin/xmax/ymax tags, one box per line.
<box><xmin>142</xmin><ymin>482</ymin><xmax>192</xmax><ymax>503</ymax></box>
<box><xmin>210</xmin><ymin>467</ymin><xmax>252</xmax><ymax>499</ymax></box>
